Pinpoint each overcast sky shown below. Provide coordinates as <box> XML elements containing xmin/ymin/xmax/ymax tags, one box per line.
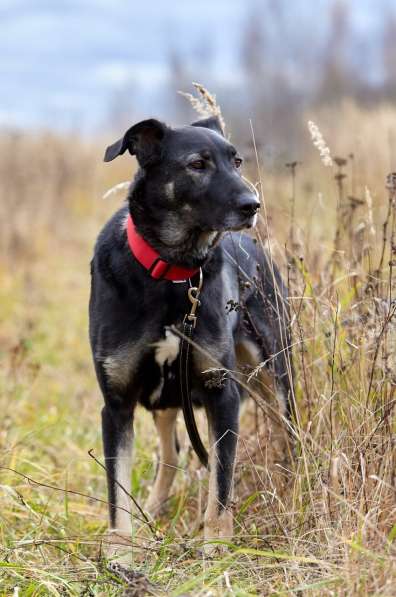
<box><xmin>0</xmin><ymin>0</ymin><xmax>392</xmax><ymax>132</ymax></box>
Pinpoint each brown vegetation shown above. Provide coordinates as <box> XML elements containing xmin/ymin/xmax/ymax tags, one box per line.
<box><xmin>0</xmin><ymin>99</ymin><xmax>395</xmax><ymax>595</ymax></box>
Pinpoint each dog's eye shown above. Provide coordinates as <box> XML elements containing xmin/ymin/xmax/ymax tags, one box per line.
<box><xmin>189</xmin><ymin>160</ymin><xmax>206</xmax><ymax>170</ymax></box>
<box><xmin>234</xmin><ymin>157</ymin><xmax>243</xmax><ymax>169</ymax></box>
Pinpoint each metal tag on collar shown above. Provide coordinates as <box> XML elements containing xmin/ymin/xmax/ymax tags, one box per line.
<box><xmin>183</xmin><ymin>268</ymin><xmax>203</xmax><ymax>328</ymax></box>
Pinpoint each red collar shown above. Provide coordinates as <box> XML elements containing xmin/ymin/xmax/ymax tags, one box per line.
<box><xmin>126</xmin><ymin>214</ymin><xmax>200</xmax><ymax>282</ymax></box>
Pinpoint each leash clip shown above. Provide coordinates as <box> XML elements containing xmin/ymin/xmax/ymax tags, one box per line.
<box><xmin>183</xmin><ymin>268</ymin><xmax>203</xmax><ymax>328</ymax></box>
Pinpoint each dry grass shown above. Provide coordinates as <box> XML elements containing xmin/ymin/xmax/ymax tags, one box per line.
<box><xmin>0</xmin><ymin>101</ymin><xmax>395</xmax><ymax>596</ymax></box>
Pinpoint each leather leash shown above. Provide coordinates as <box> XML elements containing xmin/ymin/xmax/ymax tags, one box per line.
<box><xmin>179</xmin><ymin>268</ymin><xmax>209</xmax><ymax>469</ymax></box>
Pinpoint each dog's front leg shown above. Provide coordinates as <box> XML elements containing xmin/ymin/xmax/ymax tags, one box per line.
<box><xmin>102</xmin><ymin>400</ymin><xmax>135</xmax><ymax>562</ymax></box>
<box><xmin>203</xmin><ymin>383</ymin><xmax>240</xmax><ymax>552</ymax></box>
<box><xmin>146</xmin><ymin>408</ymin><xmax>179</xmax><ymax>516</ymax></box>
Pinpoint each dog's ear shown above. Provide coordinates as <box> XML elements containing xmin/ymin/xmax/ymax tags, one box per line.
<box><xmin>191</xmin><ymin>115</ymin><xmax>224</xmax><ymax>136</ymax></box>
<box><xmin>104</xmin><ymin>119</ymin><xmax>168</xmax><ymax>166</ymax></box>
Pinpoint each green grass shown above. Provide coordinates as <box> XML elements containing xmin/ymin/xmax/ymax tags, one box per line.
<box><xmin>0</xmin><ymin>128</ymin><xmax>395</xmax><ymax>595</ymax></box>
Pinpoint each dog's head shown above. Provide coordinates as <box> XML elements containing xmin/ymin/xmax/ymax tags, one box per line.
<box><xmin>104</xmin><ymin>117</ymin><xmax>260</xmax><ymax>259</ymax></box>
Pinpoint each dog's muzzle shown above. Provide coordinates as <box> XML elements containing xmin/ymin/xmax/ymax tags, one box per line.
<box><xmin>236</xmin><ymin>194</ymin><xmax>260</xmax><ymax>219</ymax></box>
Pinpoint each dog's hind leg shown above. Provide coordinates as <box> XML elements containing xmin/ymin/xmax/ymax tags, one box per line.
<box><xmin>203</xmin><ymin>384</ymin><xmax>240</xmax><ymax>553</ymax></box>
<box><xmin>101</xmin><ymin>400</ymin><xmax>135</xmax><ymax>562</ymax></box>
<box><xmin>146</xmin><ymin>408</ymin><xmax>179</xmax><ymax>516</ymax></box>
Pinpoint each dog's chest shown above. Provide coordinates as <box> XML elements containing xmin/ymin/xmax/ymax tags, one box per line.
<box><xmin>152</xmin><ymin>330</ymin><xmax>180</xmax><ymax>369</ymax></box>
<box><xmin>143</xmin><ymin>330</ymin><xmax>182</xmax><ymax>408</ymax></box>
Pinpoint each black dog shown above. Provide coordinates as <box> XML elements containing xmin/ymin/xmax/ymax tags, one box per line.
<box><xmin>89</xmin><ymin>116</ymin><xmax>293</xmax><ymax>558</ymax></box>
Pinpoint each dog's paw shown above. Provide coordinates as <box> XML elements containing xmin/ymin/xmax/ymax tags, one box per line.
<box><xmin>107</xmin><ymin>561</ymin><xmax>158</xmax><ymax>595</ymax></box>
<box><xmin>145</xmin><ymin>494</ymin><xmax>168</xmax><ymax>519</ymax></box>
<box><xmin>203</xmin><ymin>509</ymin><xmax>233</xmax><ymax>556</ymax></box>
<box><xmin>104</xmin><ymin>529</ymin><xmax>132</xmax><ymax>565</ymax></box>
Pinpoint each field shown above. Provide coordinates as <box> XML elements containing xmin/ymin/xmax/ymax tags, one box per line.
<box><xmin>0</xmin><ymin>101</ymin><xmax>395</xmax><ymax>596</ymax></box>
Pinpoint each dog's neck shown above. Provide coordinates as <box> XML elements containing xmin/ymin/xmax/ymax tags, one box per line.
<box><xmin>126</xmin><ymin>178</ymin><xmax>220</xmax><ymax>270</ymax></box>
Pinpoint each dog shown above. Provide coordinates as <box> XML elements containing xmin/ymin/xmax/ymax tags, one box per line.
<box><xmin>89</xmin><ymin>116</ymin><xmax>293</xmax><ymax>558</ymax></box>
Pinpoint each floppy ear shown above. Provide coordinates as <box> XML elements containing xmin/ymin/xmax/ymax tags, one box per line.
<box><xmin>191</xmin><ymin>115</ymin><xmax>224</xmax><ymax>136</ymax></box>
<box><xmin>104</xmin><ymin>119</ymin><xmax>168</xmax><ymax>166</ymax></box>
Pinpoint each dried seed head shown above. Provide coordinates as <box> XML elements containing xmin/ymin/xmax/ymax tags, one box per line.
<box><xmin>386</xmin><ymin>172</ymin><xmax>396</xmax><ymax>191</ymax></box>
<box><xmin>285</xmin><ymin>161</ymin><xmax>301</xmax><ymax>170</ymax></box>
<box><xmin>335</xmin><ymin>173</ymin><xmax>347</xmax><ymax>181</ymax></box>
<box><xmin>102</xmin><ymin>181</ymin><xmax>130</xmax><ymax>200</ymax></box>
<box><xmin>179</xmin><ymin>82</ymin><xmax>226</xmax><ymax>134</ymax></box>
<box><xmin>364</xmin><ymin>186</ymin><xmax>375</xmax><ymax>237</ymax></box>
<box><xmin>307</xmin><ymin>120</ymin><xmax>333</xmax><ymax>167</ymax></box>
<box><xmin>348</xmin><ymin>196</ymin><xmax>364</xmax><ymax>208</ymax></box>
<box><xmin>334</xmin><ymin>156</ymin><xmax>348</xmax><ymax>168</ymax></box>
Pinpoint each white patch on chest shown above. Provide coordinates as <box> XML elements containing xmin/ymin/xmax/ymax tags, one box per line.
<box><xmin>152</xmin><ymin>330</ymin><xmax>180</xmax><ymax>367</ymax></box>
<box><xmin>164</xmin><ymin>181</ymin><xmax>175</xmax><ymax>200</ymax></box>
<box><xmin>149</xmin><ymin>330</ymin><xmax>180</xmax><ymax>404</ymax></box>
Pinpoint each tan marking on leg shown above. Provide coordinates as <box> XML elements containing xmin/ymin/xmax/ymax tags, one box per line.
<box><xmin>107</xmin><ymin>428</ymin><xmax>134</xmax><ymax>563</ymax></box>
<box><xmin>146</xmin><ymin>408</ymin><xmax>179</xmax><ymax>516</ymax></box>
<box><xmin>102</xmin><ymin>343</ymin><xmax>139</xmax><ymax>390</ymax></box>
<box><xmin>237</xmin><ymin>339</ymin><xmax>291</xmax><ymax>418</ymax></box>
<box><xmin>236</xmin><ymin>339</ymin><xmax>276</xmax><ymax>402</ymax></box>
<box><xmin>113</xmin><ymin>436</ymin><xmax>133</xmax><ymax>532</ymax></box>
<box><xmin>236</xmin><ymin>341</ymin><xmax>293</xmax><ymax>494</ymax></box>
<box><xmin>237</xmin><ymin>341</ymin><xmax>290</xmax><ymax>440</ymax></box>
<box><xmin>193</xmin><ymin>341</ymin><xmax>228</xmax><ymax>376</ymax></box>
<box><xmin>275</xmin><ymin>389</ymin><xmax>287</xmax><ymax>416</ymax></box>
<box><xmin>204</xmin><ymin>424</ymin><xmax>234</xmax><ymax>554</ymax></box>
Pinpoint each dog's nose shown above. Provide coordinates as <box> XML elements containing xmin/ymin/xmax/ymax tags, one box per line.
<box><xmin>237</xmin><ymin>195</ymin><xmax>260</xmax><ymax>218</ymax></box>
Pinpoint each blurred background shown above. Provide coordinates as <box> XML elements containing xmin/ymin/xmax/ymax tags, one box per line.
<box><xmin>1</xmin><ymin>4</ymin><xmax>396</xmax><ymax>592</ymax></box>
<box><xmin>1</xmin><ymin>0</ymin><xmax>396</xmax><ymax>306</ymax></box>
<box><xmin>1</xmin><ymin>0</ymin><xmax>396</xmax><ymax>289</ymax></box>
<box><xmin>2</xmin><ymin>0</ymin><xmax>396</xmax><ymax>148</ymax></box>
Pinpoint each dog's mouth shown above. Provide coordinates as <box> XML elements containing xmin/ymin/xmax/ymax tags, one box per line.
<box><xmin>197</xmin><ymin>230</ymin><xmax>222</xmax><ymax>251</ymax></box>
<box><xmin>159</xmin><ymin>215</ymin><xmax>258</xmax><ymax>252</ymax></box>
<box><xmin>229</xmin><ymin>212</ymin><xmax>259</xmax><ymax>231</ymax></box>
<box><xmin>200</xmin><ymin>213</ymin><xmax>258</xmax><ymax>237</ymax></box>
